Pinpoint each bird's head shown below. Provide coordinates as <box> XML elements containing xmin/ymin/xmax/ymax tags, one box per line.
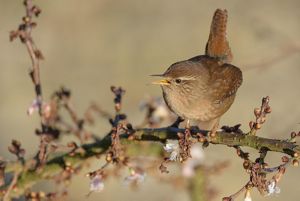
<box><xmin>151</xmin><ymin>61</ymin><xmax>208</xmax><ymax>96</ymax></box>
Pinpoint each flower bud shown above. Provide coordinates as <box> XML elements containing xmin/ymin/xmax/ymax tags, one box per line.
<box><xmin>291</xmin><ymin>132</ymin><xmax>297</xmax><ymax>139</ymax></box>
<box><xmin>115</xmin><ymin>103</ymin><xmax>121</xmax><ymax>111</ymax></box>
<box><xmin>249</xmin><ymin>121</ymin><xmax>254</xmax><ymax>129</ymax></box>
<box><xmin>260</xmin><ymin>117</ymin><xmax>266</xmax><ymax>124</ymax></box>
<box><xmin>222</xmin><ymin>197</ymin><xmax>232</xmax><ymax>201</ymax></box>
<box><xmin>106</xmin><ymin>154</ymin><xmax>112</xmax><ymax>162</ymax></box>
<box><xmin>39</xmin><ymin>191</ymin><xmax>45</xmax><ymax>198</ymax></box>
<box><xmin>22</xmin><ymin>16</ymin><xmax>30</xmax><ymax>23</ymax></box>
<box><xmin>210</xmin><ymin>132</ymin><xmax>216</xmax><ymax>138</ymax></box>
<box><xmin>254</xmin><ymin>108</ymin><xmax>261</xmax><ymax>117</ymax></box>
<box><xmin>292</xmin><ymin>159</ymin><xmax>299</xmax><ymax>167</ymax></box>
<box><xmin>293</xmin><ymin>152</ymin><xmax>299</xmax><ymax>158</ymax></box>
<box><xmin>262</xmin><ymin>163</ymin><xmax>269</xmax><ymax>169</ymax></box>
<box><xmin>30</xmin><ymin>192</ymin><xmax>37</xmax><ymax>198</ymax></box>
<box><xmin>281</xmin><ymin>156</ymin><xmax>289</xmax><ymax>163</ymax></box>
<box><xmin>264</xmin><ymin>106</ymin><xmax>272</xmax><ymax>113</ymax></box>
<box><xmin>254</xmin><ymin>123</ymin><xmax>261</xmax><ymax>130</ymax></box>
<box><xmin>243</xmin><ymin>160</ymin><xmax>250</xmax><ymax>169</ymax></box>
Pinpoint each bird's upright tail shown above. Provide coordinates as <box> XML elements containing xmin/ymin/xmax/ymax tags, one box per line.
<box><xmin>205</xmin><ymin>9</ymin><xmax>233</xmax><ymax>63</ymax></box>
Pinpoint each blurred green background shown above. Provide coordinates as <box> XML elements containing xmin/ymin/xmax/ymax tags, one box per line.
<box><xmin>1</xmin><ymin>0</ymin><xmax>300</xmax><ymax>200</ymax></box>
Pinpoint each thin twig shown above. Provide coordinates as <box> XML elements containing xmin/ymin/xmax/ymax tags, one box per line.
<box><xmin>2</xmin><ymin>171</ymin><xmax>21</xmax><ymax>201</ymax></box>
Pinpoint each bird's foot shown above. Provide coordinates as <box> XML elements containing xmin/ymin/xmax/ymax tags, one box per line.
<box><xmin>169</xmin><ymin>117</ymin><xmax>184</xmax><ymax>128</ymax></box>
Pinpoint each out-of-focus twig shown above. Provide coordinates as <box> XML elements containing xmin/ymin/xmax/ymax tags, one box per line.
<box><xmin>2</xmin><ymin>171</ymin><xmax>21</xmax><ymax>201</ymax></box>
<box><xmin>245</xmin><ymin>43</ymin><xmax>300</xmax><ymax>71</ymax></box>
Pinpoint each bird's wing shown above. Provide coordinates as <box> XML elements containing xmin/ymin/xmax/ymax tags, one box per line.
<box><xmin>208</xmin><ymin>63</ymin><xmax>242</xmax><ymax>103</ymax></box>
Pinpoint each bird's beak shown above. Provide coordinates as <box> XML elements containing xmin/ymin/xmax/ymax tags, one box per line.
<box><xmin>150</xmin><ymin>74</ymin><xmax>170</xmax><ymax>85</ymax></box>
<box><xmin>151</xmin><ymin>79</ymin><xmax>170</xmax><ymax>85</ymax></box>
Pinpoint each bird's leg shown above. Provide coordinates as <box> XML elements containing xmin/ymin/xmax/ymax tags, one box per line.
<box><xmin>205</xmin><ymin>118</ymin><xmax>221</xmax><ymax>138</ymax></box>
<box><xmin>169</xmin><ymin>116</ymin><xmax>184</xmax><ymax>128</ymax></box>
<box><xmin>209</xmin><ymin>121</ymin><xmax>219</xmax><ymax>137</ymax></box>
<box><xmin>185</xmin><ymin>119</ymin><xmax>191</xmax><ymax>129</ymax></box>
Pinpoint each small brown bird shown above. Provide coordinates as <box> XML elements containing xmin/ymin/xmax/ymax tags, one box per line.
<box><xmin>152</xmin><ymin>9</ymin><xmax>242</xmax><ymax>130</ymax></box>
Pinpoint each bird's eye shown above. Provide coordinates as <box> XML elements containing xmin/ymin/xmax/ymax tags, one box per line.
<box><xmin>175</xmin><ymin>79</ymin><xmax>182</xmax><ymax>84</ymax></box>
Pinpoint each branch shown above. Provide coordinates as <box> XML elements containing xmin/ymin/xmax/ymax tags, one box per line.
<box><xmin>2</xmin><ymin>127</ymin><xmax>299</xmax><ymax>197</ymax></box>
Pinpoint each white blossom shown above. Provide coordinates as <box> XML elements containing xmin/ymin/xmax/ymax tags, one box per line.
<box><xmin>266</xmin><ymin>180</ymin><xmax>280</xmax><ymax>196</ymax></box>
<box><xmin>124</xmin><ymin>168</ymin><xmax>146</xmax><ymax>185</ymax></box>
<box><xmin>89</xmin><ymin>175</ymin><xmax>104</xmax><ymax>192</ymax></box>
<box><xmin>182</xmin><ymin>144</ymin><xmax>205</xmax><ymax>178</ymax></box>
<box><xmin>152</xmin><ymin>104</ymin><xmax>170</xmax><ymax>122</ymax></box>
<box><xmin>27</xmin><ymin>99</ymin><xmax>40</xmax><ymax>115</ymax></box>
<box><xmin>244</xmin><ymin>189</ymin><xmax>252</xmax><ymax>201</ymax></box>
<box><xmin>164</xmin><ymin>141</ymin><xmax>180</xmax><ymax>161</ymax></box>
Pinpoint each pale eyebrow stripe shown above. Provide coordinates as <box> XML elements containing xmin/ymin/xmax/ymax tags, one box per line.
<box><xmin>181</xmin><ymin>76</ymin><xmax>196</xmax><ymax>80</ymax></box>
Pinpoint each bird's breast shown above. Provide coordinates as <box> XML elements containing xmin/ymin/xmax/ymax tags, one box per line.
<box><xmin>162</xmin><ymin>87</ymin><xmax>235</xmax><ymax>121</ymax></box>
